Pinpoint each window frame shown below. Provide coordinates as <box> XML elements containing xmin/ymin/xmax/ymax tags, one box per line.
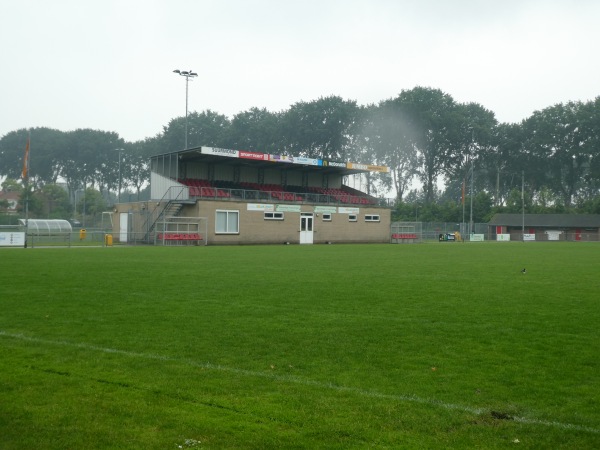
<box><xmin>215</xmin><ymin>209</ymin><xmax>240</xmax><ymax>234</ymax></box>
<box><xmin>264</xmin><ymin>212</ymin><xmax>284</xmax><ymax>220</ymax></box>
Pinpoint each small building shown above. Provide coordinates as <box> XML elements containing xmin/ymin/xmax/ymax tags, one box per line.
<box><xmin>112</xmin><ymin>146</ymin><xmax>393</xmax><ymax>245</ymax></box>
<box><xmin>0</xmin><ymin>191</ymin><xmax>19</xmax><ymax>214</ymax></box>
<box><xmin>488</xmin><ymin>213</ymin><xmax>600</xmax><ymax>241</ymax></box>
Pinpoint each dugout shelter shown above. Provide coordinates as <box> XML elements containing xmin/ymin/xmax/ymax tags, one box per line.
<box><xmin>113</xmin><ymin>146</ymin><xmax>392</xmax><ymax>245</ymax></box>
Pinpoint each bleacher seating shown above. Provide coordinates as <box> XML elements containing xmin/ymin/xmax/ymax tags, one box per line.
<box><xmin>157</xmin><ymin>233</ymin><xmax>203</xmax><ymax>243</ymax></box>
<box><xmin>391</xmin><ymin>233</ymin><xmax>418</xmax><ymax>240</ymax></box>
<box><xmin>177</xmin><ymin>178</ymin><xmax>377</xmax><ymax>204</ymax></box>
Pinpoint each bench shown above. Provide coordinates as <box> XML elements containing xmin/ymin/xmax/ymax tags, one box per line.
<box><xmin>157</xmin><ymin>233</ymin><xmax>203</xmax><ymax>244</ymax></box>
<box><xmin>391</xmin><ymin>233</ymin><xmax>418</xmax><ymax>243</ymax></box>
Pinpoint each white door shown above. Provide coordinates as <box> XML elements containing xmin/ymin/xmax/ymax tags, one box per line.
<box><xmin>299</xmin><ymin>213</ymin><xmax>314</xmax><ymax>244</ymax></box>
<box><xmin>119</xmin><ymin>212</ymin><xmax>129</xmax><ymax>243</ymax></box>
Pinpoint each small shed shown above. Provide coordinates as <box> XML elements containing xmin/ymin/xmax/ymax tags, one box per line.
<box><xmin>488</xmin><ymin>214</ymin><xmax>600</xmax><ymax>241</ymax></box>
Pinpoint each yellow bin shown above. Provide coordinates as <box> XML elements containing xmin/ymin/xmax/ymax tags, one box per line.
<box><xmin>79</xmin><ymin>229</ymin><xmax>86</xmax><ymax>240</ymax></box>
<box><xmin>105</xmin><ymin>234</ymin><xmax>113</xmax><ymax>246</ymax></box>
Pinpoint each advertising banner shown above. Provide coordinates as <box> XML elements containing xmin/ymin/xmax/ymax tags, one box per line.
<box><xmin>347</xmin><ymin>162</ymin><xmax>390</xmax><ymax>173</ymax></box>
<box><xmin>338</xmin><ymin>207</ymin><xmax>359</xmax><ymax>214</ymax></box>
<box><xmin>247</xmin><ymin>203</ymin><xmax>274</xmax><ymax>212</ymax></box>
<box><xmin>0</xmin><ymin>232</ymin><xmax>25</xmax><ymax>247</ymax></box>
<box><xmin>523</xmin><ymin>233</ymin><xmax>536</xmax><ymax>241</ymax></box>
<box><xmin>275</xmin><ymin>204</ymin><xmax>301</xmax><ymax>212</ymax></box>
<box><xmin>314</xmin><ymin>205</ymin><xmax>337</xmax><ymax>213</ymax></box>
<box><xmin>269</xmin><ymin>154</ymin><xmax>294</xmax><ymax>163</ymax></box>
<box><xmin>201</xmin><ymin>147</ymin><xmax>239</xmax><ymax>158</ymax></box>
<box><xmin>545</xmin><ymin>230</ymin><xmax>562</xmax><ymax>241</ymax></box>
<box><xmin>239</xmin><ymin>151</ymin><xmax>269</xmax><ymax>161</ymax></box>
<box><xmin>322</xmin><ymin>160</ymin><xmax>346</xmax><ymax>168</ymax></box>
<box><xmin>293</xmin><ymin>156</ymin><xmax>321</xmax><ymax>166</ymax></box>
<box><xmin>470</xmin><ymin>234</ymin><xmax>484</xmax><ymax>241</ymax></box>
<box><xmin>496</xmin><ymin>234</ymin><xmax>511</xmax><ymax>241</ymax></box>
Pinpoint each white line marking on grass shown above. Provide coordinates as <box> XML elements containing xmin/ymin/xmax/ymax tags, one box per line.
<box><xmin>2</xmin><ymin>330</ymin><xmax>598</xmax><ymax>435</ymax></box>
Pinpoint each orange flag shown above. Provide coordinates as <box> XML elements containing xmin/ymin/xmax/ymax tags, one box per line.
<box><xmin>21</xmin><ymin>137</ymin><xmax>30</xmax><ymax>180</ymax></box>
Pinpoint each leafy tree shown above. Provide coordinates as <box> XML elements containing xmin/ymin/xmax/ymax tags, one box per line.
<box><xmin>450</xmin><ymin>102</ymin><xmax>498</xmax><ymax>202</ymax></box>
<box><xmin>78</xmin><ymin>187</ymin><xmax>107</xmax><ymax>217</ymax></box>
<box><xmin>36</xmin><ymin>184</ymin><xmax>71</xmax><ymax>219</ymax></box>
<box><xmin>491</xmin><ymin>123</ymin><xmax>526</xmax><ymax>206</ymax></box>
<box><xmin>523</xmin><ymin>101</ymin><xmax>590</xmax><ymax>207</ymax></box>
<box><xmin>124</xmin><ymin>140</ymin><xmax>151</xmax><ymax>201</ymax></box>
<box><xmin>362</xmin><ymin>100</ymin><xmax>418</xmax><ymax>201</ymax></box>
<box><xmin>395</xmin><ymin>87</ymin><xmax>462</xmax><ymax>203</ymax></box>
<box><xmin>2</xmin><ymin>178</ymin><xmax>23</xmax><ymax>193</ymax></box>
<box><xmin>281</xmin><ymin>96</ymin><xmax>360</xmax><ymax>160</ymax></box>
<box><xmin>162</xmin><ymin>110</ymin><xmax>231</xmax><ymax>152</ymax></box>
<box><xmin>227</xmin><ymin>107</ymin><xmax>283</xmax><ymax>153</ymax></box>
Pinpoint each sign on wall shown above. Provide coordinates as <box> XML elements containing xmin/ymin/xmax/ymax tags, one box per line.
<box><xmin>338</xmin><ymin>207</ymin><xmax>359</xmax><ymax>214</ymax></box>
<box><xmin>247</xmin><ymin>203</ymin><xmax>274</xmax><ymax>211</ymax></box>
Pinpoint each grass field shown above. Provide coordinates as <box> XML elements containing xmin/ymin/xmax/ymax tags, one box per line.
<box><xmin>1</xmin><ymin>242</ymin><xmax>599</xmax><ymax>449</ymax></box>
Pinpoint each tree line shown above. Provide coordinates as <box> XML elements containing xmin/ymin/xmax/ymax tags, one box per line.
<box><xmin>1</xmin><ymin>86</ymin><xmax>599</xmax><ymax>222</ymax></box>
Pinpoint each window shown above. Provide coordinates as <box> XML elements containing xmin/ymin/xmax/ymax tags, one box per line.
<box><xmin>348</xmin><ymin>214</ymin><xmax>357</xmax><ymax>222</ymax></box>
<box><xmin>264</xmin><ymin>212</ymin><xmax>284</xmax><ymax>220</ymax></box>
<box><xmin>322</xmin><ymin>213</ymin><xmax>332</xmax><ymax>221</ymax></box>
<box><xmin>365</xmin><ymin>214</ymin><xmax>380</xmax><ymax>222</ymax></box>
<box><xmin>216</xmin><ymin>210</ymin><xmax>239</xmax><ymax>234</ymax></box>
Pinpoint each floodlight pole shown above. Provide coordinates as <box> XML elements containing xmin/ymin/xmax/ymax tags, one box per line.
<box><xmin>173</xmin><ymin>69</ymin><xmax>198</xmax><ymax>150</ymax></box>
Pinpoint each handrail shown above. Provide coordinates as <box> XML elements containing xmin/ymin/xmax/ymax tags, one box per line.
<box><xmin>186</xmin><ymin>186</ymin><xmax>392</xmax><ymax>207</ymax></box>
<box><xmin>142</xmin><ymin>186</ymin><xmax>189</xmax><ymax>241</ymax></box>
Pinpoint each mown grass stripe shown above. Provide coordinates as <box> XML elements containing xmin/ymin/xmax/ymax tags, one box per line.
<box><xmin>2</xmin><ymin>329</ymin><xmax>598</xmax><ymax>435</ymax></box>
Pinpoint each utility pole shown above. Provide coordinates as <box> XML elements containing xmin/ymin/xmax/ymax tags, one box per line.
<box><xmin>469</xmin><ymin>158</ymin><xmax>474</xmax><ymax>237</ymax></box>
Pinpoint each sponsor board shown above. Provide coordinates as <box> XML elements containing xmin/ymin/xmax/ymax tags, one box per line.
<box><xmin>523</xmin><ymin>233</ymin><xmax>536</xmax><ymax>241</ymax></box>
<box><xmin>347</xmin><ymin>162</ymin><xmax>390</xmax><ymax>173</ymax></box>
<box><xmin>322</xmin><ymin>160</ymin><xmax>346</xmax><ymax>168</ymax></box>
<box><xmin>275</xmin><ymin>204</ymin><xmax>301</xmax><ymax>212</ymax></box>
<box><xmin>293</xmin><ymin>156</ymin><xmax>321</xmax><ymax>166</ymax></box>
<box><xmin>470</xmin><ymin>234</ymin><xmax>484</xmax><ymax>242</ymax></box>
<box><xmin>0</xmin><ymin>232</ymin><xmax>25</xmax><ymax>247</ymax></box>
<box><xmin>314</xmin><ymin>205</ymin><xmax>337</xmax><ymax>213</ymax></box>
<box><xmin>247</xmin><ymin>203</ymin><xmax>274</xmax><ymax>212</ymax></box>
<box><xmin>201</xmin><ymin>146</ymin><xmax>239</xmax><ymax>158</ymax></box>
<box><xmin>195</xmin><ymin>146</ymin><xmax>389</xmax><ymax>173</ymax></box>
<box><xmin>239</xmin><ymin>151</ymin><xmax>269</xmax><ymax>161</ymax></box>
<box><xmin>338</xmin><ymin>207</ymin><xmax>359</xmax><ymax>214</ymax></box>
<box><xmin>497</xmin><ymin>234</ymin><xmax>511</xmax><ymax>241</ymax></box>
<box><xmin>545</xmin><ymin>230</ymin><xmax>562</xmax><ymax>241</ymax></box>
<box><xmin>269</xmin><ymin>154</ymin><xmax>294</xmax><ymax>163</ymax></box>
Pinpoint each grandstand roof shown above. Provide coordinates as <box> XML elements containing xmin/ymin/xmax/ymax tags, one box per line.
<box><xmin>153</xmin><ymin>146</ymin><xmax>389</xmax><ymax>177</ymax></box>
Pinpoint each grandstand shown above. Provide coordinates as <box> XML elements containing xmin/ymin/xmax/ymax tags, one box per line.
<box><xmin>112</xmin><ymin>146</ymin><xmax>391</xmax><ymax>245</ymax></box>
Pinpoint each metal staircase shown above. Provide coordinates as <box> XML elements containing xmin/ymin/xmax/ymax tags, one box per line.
<box><xmin>142</xmin><ymin>186</ymin><xmax>194</xmax><ymax>242</ymax></box>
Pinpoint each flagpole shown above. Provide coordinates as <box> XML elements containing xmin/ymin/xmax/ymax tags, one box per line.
<box><xmin>22</xmin><ymin>132</ymin><xmax>30</xmax><ymax>248</ymax></box>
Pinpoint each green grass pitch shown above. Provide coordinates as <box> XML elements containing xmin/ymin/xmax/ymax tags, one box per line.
<box><xmin>1</xmin><ymin>243</ymin><xmax>599</xmax><ymax>449</ymax></box>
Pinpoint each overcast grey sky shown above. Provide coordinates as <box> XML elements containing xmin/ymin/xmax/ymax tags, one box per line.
<box><xmin>1</xmin><ymin>0</ymin><xmax>598</xmax><ymax>143</ymax></box>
